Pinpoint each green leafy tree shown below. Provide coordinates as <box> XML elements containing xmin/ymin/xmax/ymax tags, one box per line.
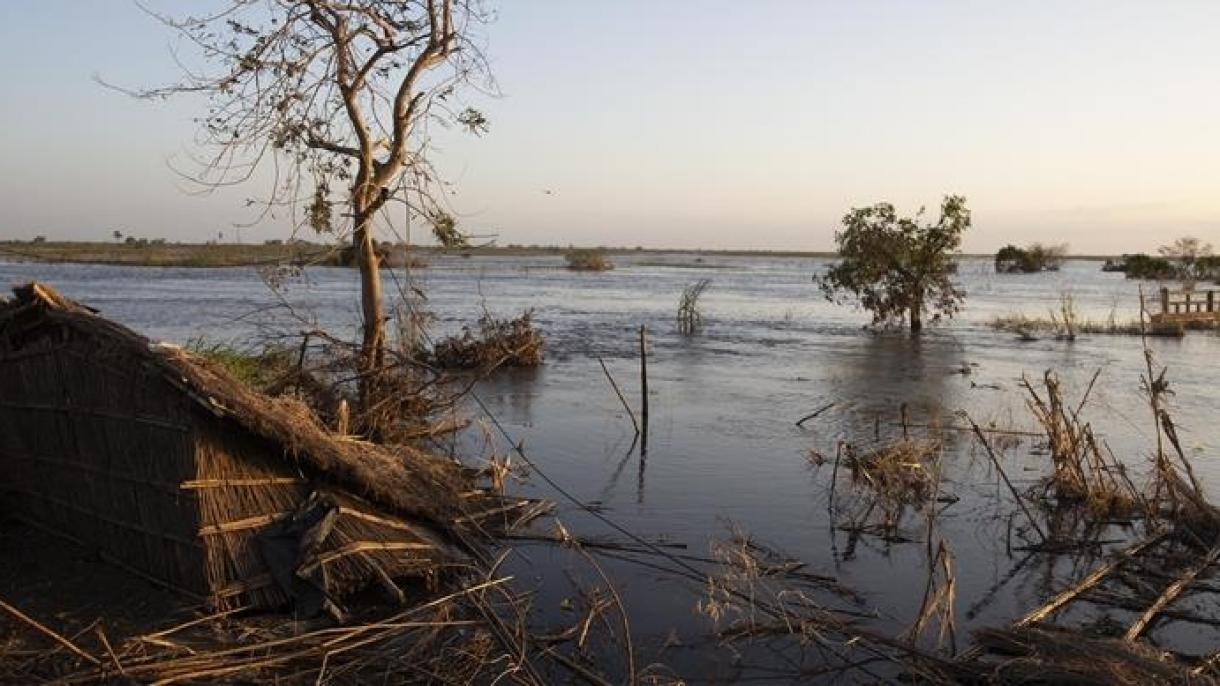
<box><xmin>818</xmin><ymin>195</ymin><xmax>970</xmax><ymax>332</ymax></box>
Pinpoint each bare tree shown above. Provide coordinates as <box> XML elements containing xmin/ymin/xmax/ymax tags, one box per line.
<box><xmin>1159</xmin><ymin>236</ymin><xmax>1214</xmax><ymax>284</ymax></box>
<box><xmin>121</xmin><ymin>0</ymin><xmax>493</xmax><ymax>409</ymax></box>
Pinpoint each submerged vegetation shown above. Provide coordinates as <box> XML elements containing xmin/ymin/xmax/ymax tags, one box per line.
<box><xmin>994</xmin><ymin>243</ymin><xmax>1066</xmax><ymax>273</ymax></box>
<box><xmin>677</xmin><ymin>279</ymin><xmax>711</xmax><ymax>335</ymax></box>
<box><xmin>817</xmin><ymin>195</ymin><xmax>969</xmax><ymax>332</ymax></box>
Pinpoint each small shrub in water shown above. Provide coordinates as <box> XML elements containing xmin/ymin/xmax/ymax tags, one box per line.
<box><xmin>432</xmin><ymin>310</ymin><xmax>544</xmax><ymax>370</ymax></box>
<box><xmin>564</xmin><ymin>249</ymin><xmax>613</xmax><ymax>271</ymax></box>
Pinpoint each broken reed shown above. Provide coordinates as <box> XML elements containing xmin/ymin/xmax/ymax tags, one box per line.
<box><xmin>1022</xmin><ymin>370</ymin><xmax>1144</xmax><ymax>518</ymax></box>
<box><xmin>1020</xmin><ymin>366</ymin><xmax>1218</xmax><ymax>537</ymax></box>
<box><xmin>677</xmin><ymin>279</ymin><xmax>711</xmax><ymax>335</ymax></box>
<box><xmin>2</xmin><ymin>574</ymin><xmax>554</xmax><ymax>685</ymax></box>
<box><xmin>827</xmin><ymin>413</ymin><xmax>945</xmax><ymax>540</ymax></box>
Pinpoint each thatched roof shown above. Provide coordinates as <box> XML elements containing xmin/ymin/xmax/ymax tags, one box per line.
<box><xmin>0</xmin><ymin>282</ymin><xmax>467</xmax><ymax>525</ymax></box>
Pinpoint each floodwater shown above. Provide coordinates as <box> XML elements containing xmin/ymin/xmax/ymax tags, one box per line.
<box><xmin>3</xmin><ymin>254</ymin><xmax>1219</xmax><ymax>679</ymax></box>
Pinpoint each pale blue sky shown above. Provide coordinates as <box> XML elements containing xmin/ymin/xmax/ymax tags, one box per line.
<box><xmin>1</xmin><ymin>1</ymin><xmax>1218</xmax><ymax>253</ymax></box>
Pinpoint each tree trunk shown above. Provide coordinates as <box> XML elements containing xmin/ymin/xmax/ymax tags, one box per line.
<box><xmin>354</xmin><ymin>208</ymin><xmax>385</xmax><ymax>410</ymax></box>
<box><xmin>909</xmin><ymin>301</ymin><xmax>923</xmax><ymax>333</ymax></box>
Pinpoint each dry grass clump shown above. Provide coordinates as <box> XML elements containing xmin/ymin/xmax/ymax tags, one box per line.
<box><xmin>1022</xmin><ymin>371</ymin><xmax>1145</xmax><ymax>518</ymax></box>
<box><xmin>832</xmin><ymin>434</ymin><xmax>944</xmax><ymax>540</ymax></box>
<box><xmin>564</xmin><ymin>249</ymin><xmax>613</xmax><ymax>271</ymax></box>
<box><xmin>845</xmin><ymin>439</ymin><xmax>941</xmax><ymax>507</ymax></box>
<box><xmin>696</xmin><ymin>528</ymin><xmax>964</xmax><ymax>682</ymax></box>
<box><xmin>699</xmin><ymin>531</ymin><xmax>864</xmax><ymax>644</ymax></box>
<box><xmin>432</xmin><ymin>310</ymin><xmax>544</xmax><ymax>370</ymax></box>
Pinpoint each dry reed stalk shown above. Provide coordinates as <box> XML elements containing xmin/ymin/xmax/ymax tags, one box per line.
<box><xmin>1135</xmin><ymin>287</ymin><xmax>1220</xmax><ymax>535</ymax></box>
<box><xmin>40</xmin><ymin>576</ymin><xmax>540</xmax><ymax>685</ymax></box>
<box><xmin>905</xmin><ymin>541</ymin><xmax>957</xmax><ymax>653</ymax></box>
<box><xmin>834</xmin><ymin>432</ymin><xmax>944</xmax><ymax>540</ymax></box>
<box><xmin>696</xmin><ymin>528</ymin><xmax>964</xmax><ymax>683</ymax></box>
<box><xmin>1020</xmin><ymin>371</ymin><xmax>1144</xmax><ymax>519</ymax></box>
<box><xmin>963</xmin><ymin>411</ymin><xmax>1047</xmax><ymax>544</ymax></box>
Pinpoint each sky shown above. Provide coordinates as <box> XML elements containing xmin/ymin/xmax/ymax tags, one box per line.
<box><xmin>1</xmin><ymin>1</ymin><xmax>1219</xmax><ymax>253</ymax></box>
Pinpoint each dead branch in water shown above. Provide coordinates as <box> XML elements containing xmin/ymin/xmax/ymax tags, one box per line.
<box><xmin>962</xmin><ymin>411</ymin><xmax>1047</xmax><ymax>544</ymax></box>
<box><xmin>795</xmin><ymin>402</ymin><xmax>836</xmax><ymax>427</ymax></box>
<box><xmin>596</xmin><ymin>356</ymin><xmax>640</xmax><ymax>435</ymax></box>
<box><xmin>1124</xmin><ymin>540</ymin><xmax>1220</xmax><ymax>641</ymax></box>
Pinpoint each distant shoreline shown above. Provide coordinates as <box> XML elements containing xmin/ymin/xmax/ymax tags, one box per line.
<box><xmin>0</xmin><ymin>240</ymin><xmax>1112</xmax><ymax>268</ymax></box>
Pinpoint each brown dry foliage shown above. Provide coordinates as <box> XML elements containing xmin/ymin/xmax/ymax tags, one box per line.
<box><xmin>564</xmin><ymin>249</ymin><xmax>614</xmax><ymax>271</ymax></box>
<box><xmin>432</xmin><ymin>311</ymin><xmax>544</xmax><ymax>370</ymax></box>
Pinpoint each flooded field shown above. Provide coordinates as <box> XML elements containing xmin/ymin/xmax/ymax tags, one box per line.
<box><xmin>3</xmin><ymin>254</ymin><xmax>1218</xmax><ymax>680</ymax></box>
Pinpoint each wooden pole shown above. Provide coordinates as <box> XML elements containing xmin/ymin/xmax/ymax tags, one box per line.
<box><xmin>639</xmin><ymin>325</ymin><xmax>649</xmax><ymax>433</ymax></box>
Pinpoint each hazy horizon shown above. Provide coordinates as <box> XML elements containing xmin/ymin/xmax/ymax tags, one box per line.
<box><xmin>2</xmin><ymin>1</ymin><xmax>1218</xmax><ymax>254</ymax></box>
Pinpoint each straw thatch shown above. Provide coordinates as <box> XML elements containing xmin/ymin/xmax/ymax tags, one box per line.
<box><xmin>0</xmin><ymin>283</ymin><xmax>481</xmax><ymax>613</ymax></box>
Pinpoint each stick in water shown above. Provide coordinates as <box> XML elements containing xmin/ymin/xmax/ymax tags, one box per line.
<box><xmin>639</xmin><ymin>325</ymin><xmax>649</xmax><ymax>433</ymax></box>
<box><xmin>597</xmin><ymin>356</ymin><xmax>640</xmax><ymax>435</ymax></box>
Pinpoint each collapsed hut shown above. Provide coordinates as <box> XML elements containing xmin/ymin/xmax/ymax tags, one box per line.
<box><xmin>0</xmin><ymin>283</ymin><xmax>484</xmax><ymax>615</ymax></box>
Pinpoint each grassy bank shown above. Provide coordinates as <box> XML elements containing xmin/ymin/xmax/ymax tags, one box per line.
<box><xmin>989</xmin><ymin>312</ymin><xmax>1214</xmax><ymax>338</ymax></box>
<box><xmin>2</xmin><ymin>240</ymin><xmax>1123</xmax><ymax>268</ymax></box>
<box><xmin>0</xmin><ymin>241</ymin><xmax>334</xmax><ymax>268</ymax></box>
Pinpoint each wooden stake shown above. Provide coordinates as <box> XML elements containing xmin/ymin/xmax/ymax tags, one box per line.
<box><xmin>639</xmin><ymin>325</ymin><xmax>649</xmax><ymax>433</ymax></box>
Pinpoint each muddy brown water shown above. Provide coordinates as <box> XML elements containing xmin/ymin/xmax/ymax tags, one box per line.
<box><xmin>3</xmin><ymin>254</ymin><xmax>1219</xmax><ymax>680</ymax></box>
